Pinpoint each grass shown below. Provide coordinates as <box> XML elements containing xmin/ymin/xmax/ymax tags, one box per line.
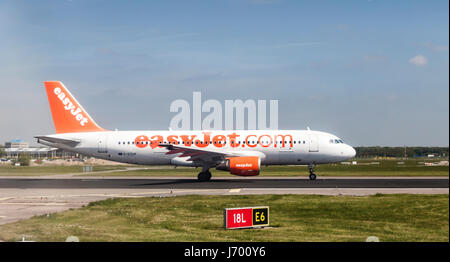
<box><xmin>0</xmin><ymin>159</ymin><xmax>447</xmax><ymax>177</ymax></box>
<box><xmin>78</xmin><ymin>159</ymin><xmax>449</xmax><ymax>177</ymax></box>
<box><xmin>0</xmin><ymin>165</ymin><xmax>126</xmax><ymax>176</ymax></box>
<box><xmin>0</xmin><ymin>194</ymin><xmax>447</xmax><ymax>242</ymax></box>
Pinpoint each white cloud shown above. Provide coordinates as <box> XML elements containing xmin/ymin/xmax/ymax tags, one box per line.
<box><xmin>409</xmin><ymin>55</ymin><xmax>428</xmax><ymax>66</ymax></box>
<box><xmin>423</xmin><ymin>42</ymin><xmax>449</xmax><ymax>52</ymax></box>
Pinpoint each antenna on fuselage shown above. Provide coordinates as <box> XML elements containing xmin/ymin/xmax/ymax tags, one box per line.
<box><xmin>307</xmin><ymin>126</ymin><xmax>311</xmax><ymax>131</ymax></box>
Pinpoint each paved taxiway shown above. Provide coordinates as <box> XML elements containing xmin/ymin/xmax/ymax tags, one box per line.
<box><xmin>0</xmin><ymin>177</ymin><xmax>448</xmax><ymax>189</ymax></box>
<box><xmin>0</xmin><ymin>176</ymin><xmax>447</xmax><ymax>225</ymax></box>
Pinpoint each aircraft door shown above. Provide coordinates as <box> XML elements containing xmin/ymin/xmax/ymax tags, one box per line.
<box><xmin>98</xmin><ymin>134</ymin><xmax>108</xmax><ymax>153</ymax></box>
<box><xmin>308</xmin><ymin>132</ymin><xmax>319</xmax><ymax>152</ymax></box>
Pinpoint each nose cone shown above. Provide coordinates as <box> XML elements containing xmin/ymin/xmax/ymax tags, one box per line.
<box><xmin>339</xmin><ymin>144</ymin><xmax>356</xmax><ymax>160</ymax></box>
<box><xmin>346</xmin><ymin>145</ymin><xmax>356</xmax><ymax>159</ymax></box>
<box><xmin>349</xmin><ymin>146</ymin><xmax>356</xmax><ymax>158</ymax></box>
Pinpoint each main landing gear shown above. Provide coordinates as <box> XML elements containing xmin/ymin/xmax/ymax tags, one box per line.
<box><xmin>308</xmin><ymin>163</ymin><xmax>317</xmax><ymax>180</ymax></box>
<box><xmin>197</xmin><ymin>169</ymin><xmax>212</xmax><ymax>182</ymax></box>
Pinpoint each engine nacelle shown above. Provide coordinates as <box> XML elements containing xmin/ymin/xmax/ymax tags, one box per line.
<box><xmin>216</xmin><ymin>156</ymin><xmax>260</xmax><ymax>176</ymax></box>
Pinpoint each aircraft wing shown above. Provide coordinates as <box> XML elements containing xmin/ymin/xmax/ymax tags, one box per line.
<box><xmin>35</xmin><ymin>136</ymin><xmax>80</xmax><ymax>147</ymax></box>
<box><xmin>159</xmin><ymin>144</ymin><xmax>264</xmax><ymax>167</ymax></box>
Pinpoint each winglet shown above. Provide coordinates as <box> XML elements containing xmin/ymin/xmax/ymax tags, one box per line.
<box><xmin>44</xmin><ymin>81</ymin><xmax>106</xmax><ymax>134</ymax></box>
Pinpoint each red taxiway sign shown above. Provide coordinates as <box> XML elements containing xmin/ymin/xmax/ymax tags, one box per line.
<box><xmin>224</xmin><ymin>206</ymin><xmax>269</xmax><ymax>229</ymax></box>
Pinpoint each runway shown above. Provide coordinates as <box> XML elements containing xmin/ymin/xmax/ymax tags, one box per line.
<box><xmin>0</xmin><ymin>176</ymin><xmax>447</xmax><ymax>225</ymax></box>
<box><xmin>0</xmin><ymin>177</ymin><xmax>448</xmax><ymax>189</ymax></box>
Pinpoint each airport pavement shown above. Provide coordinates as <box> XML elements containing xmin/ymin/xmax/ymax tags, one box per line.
<box><xmin>0</xmin><ymin>176</ymin><xmax>448</xmax><ymax>225</ymax></box>
<box><xmin>0</xmin><ymin>177</ymin><xmax>447</xmax><ymax>188</ymax></box>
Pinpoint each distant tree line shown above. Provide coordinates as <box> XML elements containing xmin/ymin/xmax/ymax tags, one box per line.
<box><xmin>0</xmin><ymin>146</ymin><xmax>5</xmax><ymax>158</ymax></box>
<box><xmin>355</xmin><ymin>147</ymin><xmax>449</xmax><ymax>158</ymax></box>
<box><xmin>17</xmin><ymin>153</ymin><xmax>31</xmax><ymax>166</ymax></box>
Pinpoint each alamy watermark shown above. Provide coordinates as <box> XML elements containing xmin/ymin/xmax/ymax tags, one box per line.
<box><xmin>169</xmin><ymin>92</ymin><xmax>278</xmax><ymax>130</ymax></box>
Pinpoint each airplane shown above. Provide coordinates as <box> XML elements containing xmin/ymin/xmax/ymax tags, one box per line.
<box><xmin>36</xmin><ymin>81</ymin><xmax>356</xmax><ymax>182</ymax></box>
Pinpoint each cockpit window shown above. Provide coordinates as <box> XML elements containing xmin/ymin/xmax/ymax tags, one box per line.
<box><xmin>330</xmin><ymin>138</ymin><xmax>344</xmax><ymax>144</ymax></box>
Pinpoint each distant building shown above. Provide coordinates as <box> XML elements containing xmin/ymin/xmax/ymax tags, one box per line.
<box><xmin>4</xmin><ymin>140</ymin><xmax>57</xmax><ymax>159</ymax></box>
<box><xmin>5</xmin><ymin>147</ymin><xmax>59</xmax><ymax>159</ymax></box>
<box><xmin>5</xmin><ymin>139</ymin><xmax>29</xmax><ymax>149</ymax></box>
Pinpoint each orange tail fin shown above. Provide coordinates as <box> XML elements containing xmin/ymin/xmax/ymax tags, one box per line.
<box><xmin>44</xmin><ymin>81</ymin><xmax>106</xmax><ymax>134</ymax></box>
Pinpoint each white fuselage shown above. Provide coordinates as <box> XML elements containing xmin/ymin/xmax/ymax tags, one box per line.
<box><xmin>38</xmin><ymin>129</ymin><xmax>356</xmax><ymax>166</ymax></box>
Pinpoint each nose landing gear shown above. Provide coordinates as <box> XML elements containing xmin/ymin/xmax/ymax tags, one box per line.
<box><xmin>308</xmin><ymin>163</ymin><xmax>317</xmax><ymax>180</ymax></box>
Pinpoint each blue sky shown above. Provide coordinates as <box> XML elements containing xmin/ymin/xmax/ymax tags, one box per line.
<box><xmin>0</xmin><ymin>0</ymin><xmax>448</xmax><ymax>146</ymax></box>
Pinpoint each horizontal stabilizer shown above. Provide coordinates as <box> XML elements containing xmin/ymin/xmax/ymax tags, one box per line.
<box><xmin>35</xmin><ymin>136</ymin><xmax>80</xmax><ymax>147</ymax></box>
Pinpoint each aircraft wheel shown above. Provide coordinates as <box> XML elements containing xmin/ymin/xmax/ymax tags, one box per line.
<box><xmin>198</xmin><ymin>171</ymin><xmax>211</xmax><ymax>182</ymax></box>
<box><xmin>309</xmin><ymin>173</ymin><xmax>317</xmax><ymax>180</ymax></box>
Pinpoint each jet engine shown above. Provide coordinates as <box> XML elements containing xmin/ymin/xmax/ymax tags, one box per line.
<box><xmin>216</xmin><ymin>156</ymin><xmax>260</xmax><ymax>176</ymax></box>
